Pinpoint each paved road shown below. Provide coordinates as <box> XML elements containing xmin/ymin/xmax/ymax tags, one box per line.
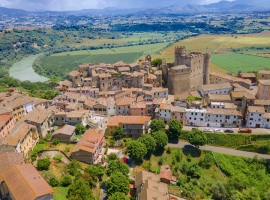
<box><xmin>167</xmin><ymin>141</ymin><xmax>270</xmax><ymax>160</ymax></box>
<box><xmin>183</xmin><ymin>126</ymin><xmax>270</xmax><ymax>134</ymax></box>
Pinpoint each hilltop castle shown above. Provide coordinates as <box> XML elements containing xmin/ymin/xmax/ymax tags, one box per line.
<box><xmin>163</xmin><ymin>46</ymin><xmax>211</xmax><ymax>94</ymax></box>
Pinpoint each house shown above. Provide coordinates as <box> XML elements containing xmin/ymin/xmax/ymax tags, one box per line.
<box><xmin>64</xmin><ymin>92</ymin><xmax>81</xmax><ymax>103</ymax></box>
<box><xmin>0</xmin><ymin>121</ymin><xmax>38</xmax><ymax>156</ymax></box>
<box><xmin>54</xmin><ymin>112</ymin><xmax>68</xmax><ymax>126</ymax></box>
<box><xmin>130</xmin><ymin>101</ymin><xmax>147</xmax><ymax>116</ymax></box>
<box><xmin>263</xmin><ymin>113</ymin><xmax>270</xmax><ymax>128</ymax></box>
<box><xmin>254</xmin><ymin>100</ymin><xmax>270</xmax><ymax>112</ymax></box>
<box><xmin>71</xmin><ymin>129</ymin><xmax>104</xmax><ymax>164</ymax></box>
<box><xmin>107</xmin><ymin>97</ymin><xmax>116</xmax><ymax>117</ymax></box>
<box><xmin>25</xmin><ymin>107</ymin><xmax>56</xmax><ymax>139</ymax></box>
<box><xmin>1</xmin><ymin>163</ymin><xmax>54</xmax><ymax>200</ymax></box>
<box><xmin>185</xmin><ymin>109</ymin><xmax>206</xmax><ymax>126</ymax></box>
<box><xmin>0</xmin><ymin>115</ymin><xmax>15</xmax><ymax>139</ymax></box>
<box><xmin>83</xmin><ymin>78</ymin><xmax>92</xmax><ymax>87</ymax></box>
<box><xmin>52</xmin><ymin>125</ymin><xmax>76</xmax><ymax>142</ymax></box>
<box><xmin>159</xmin><ymin>165</ymin><xmax>176</xmax><ymax>183</ymax></box>
<box><xmin>210</xmin><ymin>102</ymin><xmax>237</xmax><ymax>109</ymax></box>
<box><xmin>116</xmin><ymin>97</ymin><xmax>134</xmax><ymax>115</ymax></box>
<box><xmin>257</xmin><ymin>70</ymin><xmax>270</xmax><ymax>82</ymax></box>
<box><xmin>171</xmin><ymin>107</ymin><xmax>186</xmax><ymax>126</ymax></box>
<box><xmin>236</xmin><ymin>73</ymin><xmax>256</xmax><ymax>83</ymax></box>
<box><xmin>208</xmin><ymin>94</ymin><xmax>231</xmax><ymax>103</ymax></box>
<box><xmin>205</xmin><ymin>108</ymin><xmax>242</xmax><ymax>127</ymax></box>
<box><xmin>66</xmin><ymin>110</ymin><xmax>89</xmax><ymax>126</ymax></box>
<box><xmin>61</xmin><ymin>80</ymin><xmax>73</xmax><ymax>93</ymax></box>
<box><xmin>93</xmin><ymin>98</ymin><xmax>107</xmax><ymax>115</ymax></box>
<box><xmin>197</xmin><ymin>82</ymin><xmax>232</xmax><ymax>97</ymax></box>
<box><xmin>246</xmin><ymin>106</ymin><xmax>265</xmax><ymax>128</ymax></box>
<box><xmin>135</xmin><ymin>170</ymin><xmax>170</xmax><ymax>200</ymax></box>
<box><xmin>107</xmin><ymin>116</ymin><xmax>151</xmax><ymax>139</ymax></box>
<box><xmin>69</xmin><ymin>70</ymin><xmax>83</xmax><ymax>86</ymax></box>
<box><xmin>65</xmin><ymin>102</ymin><xmax>84</xmax><ymax>112</ymax></box>
<box><xmin>159</xmin><ymin>104</ymin><xmax>173</xmax><ymax>124</ymax></box>
<box><xmin>257</xmin><ymin>80</ymin><xmax>270</xmax><ymax>100</ymax></box>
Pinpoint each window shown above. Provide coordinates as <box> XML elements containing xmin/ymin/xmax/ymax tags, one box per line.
<box><xmin>216</xmin><ymin>115</ymin><xmax>218</xmax><ymax>117</ymax></box>
<box><xmin>201</xmin><ymin>113</ymin><xmax>203</xmax><ymax>116</ymax></box>
<box><xmin>200</xmin><ymin>118</ymin><xmax>203</xmax><ymax>121</ymax></box>
<box><xmin>251</xmin><ymin>113</ymin><xmax>253</xmax><ymax>116</ymax></box>
<box><xmin>189</xmin><ymin>117</ymin><xmax>191</xmax><ymax>120</ymax></box>
<box><xmin>56</xmin><ymin>118</ymin><xmax>58</xmax><ymax>121</ymax></box>
<box><xmin>191</xmin><ymin>112</ymin><xmax>194</xmax><ymax>115</ymax></box>
<box><xmin>194</xmin><ymin>118</ymin><xmax>197</xmax><ymax>120</ymax></box>
<box><xmin>266</xmin><ymin>87</ymin><xmax>268</xmax><ymax>90</ymax></box>
<box><xmin>77</xmin><ymin>118</ymin><xmax>79</xmax><ymax>121</ymax></box>
<box><xmin>259</xmin><ymin>119</ymin><xmax>261</xmax><ymax>121</ymax></box>
<box><xmin>259</xmin><ymin>114</ymin><xmax>262</xmax><ymax>116</ymax></box>
<box><xmin>175</xmin><ymin>116</ymin><xmax>177</xmax><ymax>119</ymax></box>
<box><xmin>262</xmin><ymin>75</ymin><xmax>265</xmax><ymax>78</ymax></box>
<box><xmin>250</xmin><ymin>118</ymin><xmax>253</xmax><ymax>121</ymax></box>
<box><xmin>195</xmin><ymin>113</ymin><xmax>197</xmax><ymax>116</ymax></box>
<box><xmin>264</xmin><ymin>93</ymin><xmax>267</xmax><ymax>96</ymax></box>
<box><xmin>267</xmin><ymin>119</ymin><xmax>270</xmax><ymax>122</ymax></box>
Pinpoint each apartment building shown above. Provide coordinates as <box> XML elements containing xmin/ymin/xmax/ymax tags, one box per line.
<box><xmin>116</xmin><ymin>97</ymin><xmax>134</xmax><ymax>115</ymax></box>
<box><xmin>246</xmin><ymin>106</ymin><xmax>265</xmax><ymax>128</ymax></box>
<box><xmin>185</xmin><ymin>109</ymin><xmax>206</xmax><ymax>126</ymax></box>
<box><xmin>254</xmin><ymin>100</ymin><xmax>270</xmax><ymax>112</ymax></box>
<box><xmin>197</xmin><ymin>82</ymin><xmax>232</xmax><ymax>97</ymax></box>
<box><xmin>257</xmin><ymin>70</ymin><xmax>270</xmax><ymax>82</ymax></box>
<box><xmin>158</xmin><ymin>104</ymin><xmax>173</xmax><ymax>124</ymax></box>
<box><xmin>257</xmin><ymin>80</ymin><xmax>270</xmax><ymax>100</ymax></box>
<box><xmin>0</xmin><ymin>115</ymin><xmax>15</xmax><ymax>139</ymax></box>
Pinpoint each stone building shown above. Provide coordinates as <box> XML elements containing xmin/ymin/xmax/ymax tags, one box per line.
<box><xmin>164</xmin><ymin>46</ymin><xmax>211</xmax><ymax>94</ymax></box>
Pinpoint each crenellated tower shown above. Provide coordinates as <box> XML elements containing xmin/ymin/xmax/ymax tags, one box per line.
<box><xmin>174</xmin><ymin>46</ymin><xmax>186</xmax><ymax>65</ymax></box>
<box><xmin>203</xmin><ymin>52</ymin><xmax>211</xmax><ymax>85</ymax></box>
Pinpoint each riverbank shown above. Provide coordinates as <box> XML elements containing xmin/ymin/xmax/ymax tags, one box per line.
<box><xmin>9</xmin><ymin>54</ymin><xmax>49</xmax><ymax>82</ymax></box>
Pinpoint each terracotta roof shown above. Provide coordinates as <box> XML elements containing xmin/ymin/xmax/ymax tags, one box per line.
<box><xmin>159</xmin><ymin>104</ymin><xmax>173</xmax><ymax>110</ymax></box>
<box><xmin>255</xmin><ymin>100</ymin><xmax>270</xmax><ymax>106</ymax></box>
<box><xmin>231</xmin><ymin>91</ymin><xmax>246</xmax><ymax>98</ymax></box>
<box><xmin>69</xmin><ymin>70</ymin><xmax>80</xmax><ymax>77</ymax></box>
<box><xmin>148</xmin><ymin>74</ymin><xmax>157</xmax><ymax>79</ymax></box>
<box><xmin>61</xmin><ymin>80</ymin><xmax>73</xmax><ymax>87</ymax></box>
<box><xmin>71</xmin><ymin>129</ymin><xmax>103</xmax><ymax>153</ymax></box>
<box><xmin>153</xmin><ymin>98</ymin><xmax>164</xmax><ymax>105</ymax></box>
<box><xmin>65</xmin><ymin>92</ymin><xmax>80</xmax><ymax>100</ymax></box>
<box><xmin>240</xmin><ymin>73</ymin><xmax>256</xmax><ymax>78</ymax></box>
<box><xmin>0</xmin><ymin>152</ymin><xmax>24</xmax><ymax>182</ymax></box>
<box><xmin>224</xmin><ymin>103</ymin><xmax>237</xmax><ymax>109</ymax></box>
<box><xmin>66</xmin><ymin>102</ymin><xmax>82</xmax><ymax>110</ymax></box>
<box><xmin>130</xmin><ymin>101</ymin><xmax>146</xmax><ymax>109</ymax></box>
<box><xmin>199</xmin><ymin>82</ymin><xmax>232</xmax><ymax>92</ymax></box>
<box><xmin>99</xmin><ymin>73</ymin><xmax>111</xmax><ymax>78</ymax></box>
<box><xmin>25</xmin><ymin>107</ymin><xmax>57</xmax><ymax>124</ymax></box>
<box><xmin>52</xmin><ymin>125</ymin><xmax>75</xmax><ymax>136</ymax></box>
<box><xmin>118</xmin><ymin>67</ymin><xmax>130</xmax><ymax>72</ymax></box>
<box><xmin>107</xmin><ymin>116</ymin><xmax>151</xmax><ymax>126</ymax></box>
<box><xmin>55</xmin><ymin>85</ymin><xmax>63</xmax><ymax>90</ymax></box>
<box><xmin>1</xmin><ymin>96</ymin><xmax>33</xmax><ymax>109</ymax></box>
<box><xmin>259</xmin><ymin>70</ymin><xmax>270</xmax><ymax>75</ymax></box>
<box><xmin>248</xmin><ymin>106</ymin><xmax>265</xmax><ymax>113</ymax></box>
<box><xmin>174</xmin><ymin>91</ymin><xmax>201</xmax><ymax>100</ymax></box>
<box><xmin>131</xmin><ymin>71</ymin><xmax>144</xmax><ymax>77</ymax></box>
<box><xmin>0</xmin><ymin>115</ymin><xmax>12</xmax><ymax>129</ymax></box>
<box><xmin>0</xmin><ymin>107</ymin><xmax>13</xmax><ymax>115</ymax></box>
<box><xmin>116</xmin><ymin>97</ymin><xmax>134</xmax><ymax>106</ymax></box>
<box><xmin>66</xmin><ymin>111</ymin><xmax>85</xmax><ymax>118</ymax></box>
<box><xmin>209</xmin><ymin>94</ymin><xmax>231</xmax><ymax>101</ymax></box>
<box><xmin>259</xmin><ymin>80</ymin><xmax>270</xmax><ymax>86</ymax></box>
<box><xmin>210</xmin><ymin>72</ymin><xmax>251</xmax><ymax>84</ymax></box>
<box><xmin>135</xmin><ymin>170</ymin><xmax>160</xmax><ymax>186</ymax></box>
<box><xmin>2</xmin><ymin>164</ymin><xmax>54</xmax><ymax>200</ymax></box>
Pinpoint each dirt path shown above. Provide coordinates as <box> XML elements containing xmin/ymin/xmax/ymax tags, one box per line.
<box><xmin>40</xmin><ymin>150</ymin><xmax>71</xmax><ymax>165</ymax></box>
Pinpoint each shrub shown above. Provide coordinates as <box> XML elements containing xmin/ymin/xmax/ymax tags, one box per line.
<box><xmin>50</xmin><ymin>178</ymin><xmax>59</xmax><ymax>187</ymax></box>
<box><xmin>158</xmin><ymin>156</ymin><xmax>165</xmax><ymax>165</ymax></box>
<box><xmin>177</xmin><ymin>178</ymin><xmax>186</xmax><ymax>186</ymax></box>
<box><xmin>175</xmin><ymin>148</ymin><xmax>182</xmax><ymax>162</ymax></box>
<box><xmin>108</xmin><ymin>153</ymin><xmax>117</xmax><ymax>161</ymax></box>
<box><xmin>37</xmin><ymin>158</ymin><xmax>51</xmax><ymax>170</ymax></box>
<box><xmin>54</xmin><ymin>153</ymin><xmax>63</xmax><ymax>163</ymax></box>
<box><xmin>187</xmin><ymin>164</ymin><xmax>202</xmax><ymax>179</ymax></box>
<box><xmin>105</xmin><ymin>146</ymin><xmax>109</xmax><ymax>155</ymax></box>
<box><xmin>40</xmin><ymin>170</ymin><xmax>56</xmax><ymax>183</ymax></box>
<box><xmin>166</xmin><ymin>147</ymin><xmax>172</xmax><ymax>154</ymax></box>
<box><xmin>65</xmin><ymin>147</ymin><xmax>71</xmax><ymax>153</ymax></box>
<box><xmin>75</xmin><ymin>124</ymin><xmax>86</xmax><ymax>135</ymax></box>
<box><xmin>61</xmin><ymin>174</ymin><xmax>72</xmax><ymax>186</ymax></box>
<box><xmin>109</xmin><ymin>140</ymin><xmax>116</xmax><ymax>147</ymax></box>
<box><xmin>53</xmin><ymin>138</ymin><xmax>59</xmax><ymax>145</ymax></box>
<box><xmin>181</xmin><ymin>161</ymin><xmax>189</xmax><ymax>174</ymax></box>
<box><xmin>39</xmin><ymin>139</ymin><xmax>46</xmax><ymax>144</ymax></box>
<box><xmin>187</xmin><ymin>154</ymin><xmax>192</xmax><ymax>162</ymax></box>
<box><xmin>211</xmin><ymin>182</ymin><xmax>229</xmax><ymax>200</ymax></box>
<box><xmin>68</xmin><ymin>159</ymin><xmax>82</xmax><ymax>176</ymax></box>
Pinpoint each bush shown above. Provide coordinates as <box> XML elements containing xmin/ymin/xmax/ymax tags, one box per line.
<box><xmin>109</xmin><ymin>140</ymin><xmax>116</xmax><ymax>147</ymax></box>
<box><xmin>54</xmin><ymin>153</ymin><xmax>63</xmax><ymax>162</ymax></box>
<box><xmin>40</xmin><ymin>170</ymin><xmax>56</xmax><ymax>183</ymax></box>
<box><xmin>39</xmin><ymin>139</ymin><xmax>46</xmax><ymax>144</ymax></box>
<box><xmin>175</xmin><ymin>148</ymin><xmax>182</xmax><ymax>162</ymax></box>
<box><xmin>105</xmin><ymin>146</ymin><xmax>109</xmax><ymax>155</ymax></box>
<box><xmin>50</xmin><ymin>178</ymin><xmax>59</xmax><ymax>187</ymax></box>
<box><xmin>65</xmin><ymin>147</ymin><xmax>71</xmax><ymax>153</ymax></box>
<box><xmin>53</xmin><ymin>138</ymin><xmax>59</xmax><ymax>145</ymax></box>
<box><xmin>61</xmin><ymin>174</ymin><xmax>72</xmax><ymax>186</ymax></box>
<box><xmin>181</xmin><ymin>161</ymin><xmax>189</xmax><ymax>174</ymax></box>
<box><xmin>187</xmin><ymin>164</ymin><xmax>202</xmax><ymax>178</ymax></box>
<box><xmin>37</xmin><ymin>158</ymin><xmax>51</xmax><ymax>170</ymax></box>
<box><xmin>187</xmin><ymin>154</ymin><xmax>192</xmax><ymax>162</ymax></box>
<box><xmin>68</xmin><ymin>159</ymin><xmax>82</xmax><ymax>176</ymax></box>
<box><xmin>177</xmin><ymin>178</ymin><xmax>186</xmax><ymax>186</ymax></box>
<box><xmin>158</xmin><ymin>156</ymin><xmax>165</xmax><ymax>165</ymax></box>
<box><xmin>108</xmin><ymin>153</ymin><xmax>117</xmax><ymax>161</ymax></box>
<box><xmin>166</xmin><ymin>147</ymin><xmax>172</xmax><ymax>154</ymax></box>
<box><xmin>75</xmin><ymin>124</ymin><xmax>86</xmax><ymax>135</ymax></box>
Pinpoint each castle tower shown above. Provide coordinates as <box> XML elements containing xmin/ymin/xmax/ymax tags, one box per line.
<box><xmin>174</xmin><ymin>46</ymin><xmax>185</xmax><ymax>65</ymax></box>
<box><xmin>203</xmin><ymin>53</ymin><xmax>211</xmax><ymax>85</ymax></box>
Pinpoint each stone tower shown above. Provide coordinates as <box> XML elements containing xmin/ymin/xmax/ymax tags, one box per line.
<box><xmin>174</xmin><ymin>46</ymin><xmax>186</xmax><ymax>65</ymax></box>
<box><xmin>203</xmin><ymin>53</ymin><xmax>211</xmax><ymax>85</ymax></box>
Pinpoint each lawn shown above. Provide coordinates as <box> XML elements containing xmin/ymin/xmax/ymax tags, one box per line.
<box><xmin>211</xmin><ymin>53</ymin><xmax>270</xmax><ymax>74</ymax></box>
<box><xmin>53</xmin><ymin>185</ymin><xmax>71</xmax><ymax>200</ymax></box>
<box><xmin>44</xmin><ymin>142</ymin><xmax>76</xmax><ymax>157</ymax></box>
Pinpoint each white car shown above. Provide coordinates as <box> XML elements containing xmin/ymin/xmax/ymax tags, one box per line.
<box><xmin>203</xmin><ymin>129</ymin><xmax>212</xmax><ymax>132</ymax></box>
<box><xmin>214</xmin><ymin>129</ymin><xmax>223</xmax><ymax>133</ymax></box>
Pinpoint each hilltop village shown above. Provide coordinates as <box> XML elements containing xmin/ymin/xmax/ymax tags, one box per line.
<box><xmin>1</xmin><ymin>46</ymin><xmax>270</xmax><ymax>199</ymax></box>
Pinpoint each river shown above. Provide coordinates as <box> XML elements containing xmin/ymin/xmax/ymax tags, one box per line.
<box><xmin>9</xmin><ymin>54</ymin><xmax>49</xmax><ymax>82</ymax></box>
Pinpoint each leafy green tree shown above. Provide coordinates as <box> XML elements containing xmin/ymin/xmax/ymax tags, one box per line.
<box><xmin>168</xmin><ymin>119</ymin><xmax>183</xmax><ymax>139</ymax></box>
<box><xmin>75</xmin><ymin>124</ymin><xmax>86</xmax><ymax>135</ymax></box>
<box><xmin>242</xmin><ymin>187</ymin><xmax>260</xmax><ymax>200</ymax></box>
<box><xmin>67</xmin><ymin>179</ymin><xmax>94</xmax><ymax>200</ymax></box>
<box><xmin>175</xmin><ymin>148</ymin><xmax>182</xmax><ymax>162</ymax></box>
<box><xmin>68</xmin><ymin>159</ymin><xmax>82</xmax><ymax>176</ymax></box>
<box><xmin>52</xmin><ymin>138</ymin><xmax>59</xmax><ymax>145</ymax></box>
<box><xmin>54</xmin><ymin>153</ymin><xmax>63</xmax><ymax>162</ymax></box>
<box><xmin>108</xmin><ymin>192</ymin><xmax>129</xmax><ymax>200</ymax></box>
<box><xmin>113</xmin><ymin>127</ymin><xmax>124</xmax><ymax>140</ymax></box>
<box><xmin>108</xmin><ymin>153</ymin><xmax>117</xmax><ymax>161</ymax></box>
<box><xmin>107</xmin><ymin>159</ymin><xmax>130</xmax><ymax>176</ymax></box>
<box><xmin>187</xmin><ymin>164</ymin><xmax>202</xmax><ymax>178</ymax></box>
<box><xmin>37</xmin><ymin>158</ymin><xmax>51</xmax><ymax>170</ymax></box>
<box><xmin>109</xmin><ymin>140</ymin><xmax>116</xmax><ymax>147</ymax></box>
<box><xmin>188</xmin><ymin>129</ymin><xmax>207</xmax><ymax>148</ymax></box>
<box><xmin>181</xmin><ymin>161</ymin><xmax>189</xmax><ymax>174</ymax></box>
<box><xmin>152</xmin><ymin>130</ymin><xmax>168</xmax><ymax>149</ymax></box>
<box><xmin>61</xmin><ymin>174</ymin><xmax>72</xmax><ymax>186</ymax></box>
<box><xmin>211</xmin><ymin>182</ymin><xmax>229</xmax><ymax>200</ymax></box>
<box><xmin>84</xmin><ymin>163</ymin><xmax>105</xmax><ymax>180</ymax></box>
<box><xmin>50</xmin><ymin>178</ymin><xmax>59</xmax><ymax>187</ymax></box>
<box><xmin>106</xmin><ymin>172</ymin><xmax>130</xmax><ymax>196</ymax></box>
<box><xmin>83</xmin><ymin>173</ymin><xmax>96</xmax><ymax>188</ymax></box>
<box><xmin>149</xmin><ymin>119</ymin><xmax>165</xmax><ymax>133</ymax></box>
<box><xmin>151</xmin><ymin>58</ymin><xmax>163</xmax><ymax>66</ymax></box>
<box><xmin>138</xmin><ymin>134</ymin><xmax>156</xmax><ymax>154</ymax></box>
<box><xmin>126</xmin><ymin>141</ymin><xmax>147</xmax><ymax>163</ymax></box>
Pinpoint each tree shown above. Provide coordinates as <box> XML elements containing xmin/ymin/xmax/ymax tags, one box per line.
<box><xmin>126</xmin><ymin>140</ymin><xmax>147</xmax><ymax>163</ymax></box>
<box><xmin>106</xmin><ymin>172</ymin><xmax>130</xmax><ymax>196</ymax></box>
<box><xmin>137</xmin><ymin>134</ymin><xmax>156</xmax><ymax>154</ymax></box>
<box><xmin>168</xmin><ymin>119</ymin><xmax>183</xmax><ymax>139</ymax></box>
<box><xmin>151</xmin><ymin>58</ymin><xmax>162</xmax><ymax>66</ymax></box>
<box><xmin>149</xmin><ymin>119</ymin><xmax>165</xmax><ymax>133</ymax></box>
<box><xmin>50</xmin><ymin>178</ymin><xmax>59</xmax><ymax>187</ymax></box>
<box><xmin>108</xmin><ymin>192</ymin><xmax>129</xmax><ymax>200</ymax></box>
<box><xmin>187</xmin><ymin>164</ymin><xmax>202</xmax><ymax>178</ymax></box>
<box><xmin>67</xmin><ymin>179</ymin><xmax>94</xmax><ymax>200</ymax></box>
<box><xmin>37</xmin><ymin>158</ymin><xmax>51</xmax><ymax>170</ymax></box>
<box><xmin>108</xmin><ymin>153</ymin><xmax>117</xmax><ymax>161</ymax></box>
<box><xmin>54</xmin><ymin>153</ymin><xmax>63</xmax><ymax>162</ymax></box>
<box><xmin>84</xmin><ymin>163</ymin><xmax>105</xmax><ymax>180</ymax></box>
<box><xmin>68</xmin><ymin>159</ymin><xmax>82</xmax><ymax>176</ymax></box>
<box><xmin>211</xmin><ymin>182</ymin><xmax>229</xmax><ymax>200</ymax></box>
<box><xmin>75</xmin><ymin>124</ymin><xmax>86</xmax><ymax>135</ymax></box>
<box><xmin>152</xmin><ymin>130</ymin><xmax>168</xmax><ymax>149</ymax></box>
<box><xmin>188</xmin><ymin>129</ymin><xmax>207</xmax><ymax>148</ymax></box>
<box><xmin>107</xmin><ymin>159</ymin><xmax>130</xmax><ymax>176</ymax></box>
<box><xmin>113</xmin><ymin>127</ymin><xmax>124</xmax><ymax>140</ymax></box>
<box><xmin>52</xmin><ymin>138</ymin><xmax>59</xmax><ymax>145</ymax></box>
<box><xmin>61</xmin><ymin>174</ymin><xmax>72</xmax><ymax>186</ymax></box>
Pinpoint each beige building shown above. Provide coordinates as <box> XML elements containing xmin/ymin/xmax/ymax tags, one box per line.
<box><xmin>257</xmin><ymin>70</ymin><xmax>270</xmax><ymax>82</ymax></box>
<box><xmin>116</xmin><ymin>97</ymin><xmax>134</xmax><ymax>115</ymax></box>
<box><xmin>52</xmin><ymin>125</ymin><xmax>76</xmax><ymax>142</ymax></box>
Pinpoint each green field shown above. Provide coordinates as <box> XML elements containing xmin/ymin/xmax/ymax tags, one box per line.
<box><xmin>211</xmin><ymin>53</ymin><xmax>270</xmax><ymax>74</ymax></box>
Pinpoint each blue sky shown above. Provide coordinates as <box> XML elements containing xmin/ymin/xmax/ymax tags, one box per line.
<box><xmin>0</xmin><ymin>0</ymin><xmax>228</xmax><ymax>11</ymax></box>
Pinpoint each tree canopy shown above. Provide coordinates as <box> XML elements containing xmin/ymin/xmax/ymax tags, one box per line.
<box><xmin>107</xmin><ymin>159</ymin><xmax>130</xmax><ymax>176</ymax></box>
<box><xmin>113</xmin><ymin>127</ymin><xmax>124</xmax><ymax>140</ymax></box>
<box><xmin>75</xmin><ymin>124</ymin><xmax>86</xmax><ymax>135</ymax></box>
<box><xmin>137</xmin><ymin>134</ymin><xmax>156</xmax><ymax>154</ymax></box>
<box><xmin>84</xmin><ymin>163</ymin><xmax>105</xmax><ymax>180</ymax></box>
<box><xmin>126</xmin><ymin>140</ymin><xmax>147</xmax><ymax>163</ymax></box>
<box><xmin>152</xmin><ymin>130</ymin><xmax>168</xmax><ymax>149</ymax></box>
<box><xmin>149</xmin><ymin>119</ymin><xmax>166</xmax><ymax>133</ymax></box>
<box><xmin>188</xmin><ymin>129</ymin><xmax>207</xmax><ymax>148</ymax></box>
<box><xmin>151</xmin><ymin>58</ymin><xmax>163</xmax><ymax>66</ymax></box>
<box><xmin>108</xmin><ymin>192</ymin><xmax>129</xmax><ymax>200</ymax></box>
<box><xmin>168</xmin><ymin>119</ymin><xmax>183</xmax><ymax>139</ymax></box>
<box><xmin>67</xmin><ymin>179</ymin><xmax>94</xmax><ymax>200</ymax></box>
<box><xmin>37</xmin><ymin>158</ymin><xmax>51</xmax><ymax>170</ymax></box>
<box><xmin>106</xmin><ymin>172</ymin><xmax>130</xmax><ymax>196</ymax></box>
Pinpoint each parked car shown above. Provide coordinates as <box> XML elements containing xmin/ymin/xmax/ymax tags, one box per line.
<box><xmin>203</xmin><ymin>129</ymin><xmax>212</xmax><ymax>132</ymax></box>
<box><xmin>214</xmin><ymin>129</ymin><xmax>223</xmax><ymax>133</ymax></box>
<box><xmin>239</xmin><ymin>128</ymin><xmax>252</xmax><ymax>133</ymax></box>
<box><xmin>224</xmin><ymin>129</ymin><xmax>234</xmax><ymax>133</ymax></box>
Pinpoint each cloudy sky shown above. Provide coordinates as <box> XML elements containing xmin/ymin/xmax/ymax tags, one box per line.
<box><xmin>0</xmin><ymin>0</ymin><xmax>231</xmax><ymax>11</ymax></box>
